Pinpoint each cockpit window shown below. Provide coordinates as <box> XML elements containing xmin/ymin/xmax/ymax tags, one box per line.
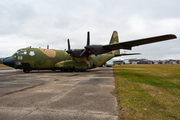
<box><xmin>13</xmin><ymin>50</ymin><xmax>20</xmax><ymax>56</ymax></box>
<box><xmin>15</xmin><ymin>50</ymin><xmax>27</xmax><ymax>55</ymax></box>
<box><xmin>15</xmin><ymin>51</ymin><xmax>20</xmax><ymax>54</ymax></box>
<box><xmin>19</xmin><ymin>50</ymin><xmax>27</xmax><ymax>54</ymax></box>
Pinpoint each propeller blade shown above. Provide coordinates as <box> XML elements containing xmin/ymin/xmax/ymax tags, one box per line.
<box><xmin>66</xmin><ymin>39</ymin><xmax>72</xmax><ymax>54</ymax></box>
<box><xmin>79</xmin><ymin>49</ymin><xmax>86</xmax><ymax>57</ymax></box>
<box><xmin>90</xmin><ymin>48</ymin><xmax>98</xmax><ymax>56</ymax></box>
<box><xmin>85</xmin><ymin>46</ymin><xmax>98</xmax><ymax>56</ymax></box>
<box><xmin>87</xmin><ymin>31</ymin><xmax>90</xmax><ymax>46</ymax></box>
<box><xmin>67</xmin><ymin>39</ymin><xmax>70</xmax><ymax>50</ymax></box>
<box><xmin>79</xmin><ymin>31</ymin><xmax>90</xmax><ymax>57</ymax></box>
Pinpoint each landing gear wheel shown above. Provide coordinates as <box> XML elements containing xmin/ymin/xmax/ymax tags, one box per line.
<box><xmin>23</xmin><ymin>69</ymin><xmax>30</xmax><ymax>73</ymax></box>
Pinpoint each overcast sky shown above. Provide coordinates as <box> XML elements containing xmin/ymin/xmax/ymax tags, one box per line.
<box><xmin>0</xmin><ymin>0</ymin><xmax>179</xmax><ymax>60</ymax></box>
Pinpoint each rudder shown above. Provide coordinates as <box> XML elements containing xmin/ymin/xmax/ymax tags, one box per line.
<box><xmin>109</xmin><ymin>31</ymin><xmax>120</xmax><ymax>55</ymax></box>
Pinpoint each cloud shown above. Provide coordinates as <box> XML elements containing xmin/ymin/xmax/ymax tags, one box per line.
<box><xmin>0</xmin><ymin>1</ymin><xmax>36</xmax><ymax>35</ymax></box>
<box><xmin>0</xmin><ymin>0</ymin><xmax>179</xmax><ymax>60</ymax></box>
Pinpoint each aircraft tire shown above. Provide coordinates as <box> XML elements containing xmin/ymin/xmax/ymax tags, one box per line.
<box><xmin>23</xmin><ymin>69</ymin><xmax>30</xmax><ymax>73</ymax></box>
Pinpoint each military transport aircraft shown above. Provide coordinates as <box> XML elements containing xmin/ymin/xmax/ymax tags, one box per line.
<box><xmin>2</xmin><ymin>31</ymin><xmax>177</xmax><ymax>73</ymax></box>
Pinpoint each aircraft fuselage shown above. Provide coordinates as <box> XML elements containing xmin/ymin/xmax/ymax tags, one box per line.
<box><xmin>3</xmin><ymin>47</ymin><xmax>114</xmax><ymax>72</ymax></box>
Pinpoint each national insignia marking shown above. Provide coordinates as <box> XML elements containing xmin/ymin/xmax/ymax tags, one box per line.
<box><xmin>29</xmin><ymin>51</ymin><xmax>35</xmax><ymax>56</ymax></box>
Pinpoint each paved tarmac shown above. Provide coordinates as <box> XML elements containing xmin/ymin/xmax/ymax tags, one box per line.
<box><xmin>0</xmin><ymin>67</ymin><xmax>118</xmax><ymax>120</ymax></box>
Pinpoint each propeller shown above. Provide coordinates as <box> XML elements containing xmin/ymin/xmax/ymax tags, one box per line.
<box><xmin>79</xmin><ymin>31</ymin><xmax>98</xmax><ymax>57</ymax></box>
<box><xmin>66</xmin><ymin>39</ymin><xmax>83</xmax><ymax>57</ymax></box>
<box><xmin>66</xmin><ymin>32</ymin><xmax>99</xmax><ymax>57</ymax></box>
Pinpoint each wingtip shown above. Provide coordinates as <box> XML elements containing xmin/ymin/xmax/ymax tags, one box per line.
<box><xmin>168</xmin><ymin>34</ymin><xmax>177</xmax><ymax>39</ymax></box>
<box><xmin>172</xmin><ymin>34</ymin><xmax>177</xmax><ymax>39</ymax></box>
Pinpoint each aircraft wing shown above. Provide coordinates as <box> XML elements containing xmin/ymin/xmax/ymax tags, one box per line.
<box><xmin>103</xmin><ymin>34</ymin><xmax>177</xmax><ymax>50</ymax></box>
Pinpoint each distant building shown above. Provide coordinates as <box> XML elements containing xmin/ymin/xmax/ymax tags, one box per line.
<box><xmin>0</xmin><ymin>58</ymin><xmax>3</xmax><ymax>64</ymax></box>
<box><xmin>170</xmin><ymin>61</ymin><xmax>177</xmax><ymax>64</ymax></box>
<box><xmin>132</xmin><ymin>61</ymin><xmax>138</xmax><ymax>64</ymax></box>
<box><xmin>114</xmin><ymin>60</ymin><xmax>124</xmax><ymax>65</ymax></box>
<box><xmin>123</xmin><ymin>59</ymin><xmax>180</xmax><ymax>65</ymax></box>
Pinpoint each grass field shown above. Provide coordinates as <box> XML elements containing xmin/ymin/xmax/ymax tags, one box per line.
<box><xmin>113</xmin><ymin>64</ymin><xmax>180</xmax><ymax>120</ymax></box>
<box><xmin>0</xmin><ymin>64</ymin><xmax>9</xmax><ymax>67</ymax></box>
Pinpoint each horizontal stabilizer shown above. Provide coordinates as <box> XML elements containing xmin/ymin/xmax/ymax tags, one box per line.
<box><xmin>114</xmin><ymin>53</ymin><xmax>141</xmax><ymax>57</ymax></box>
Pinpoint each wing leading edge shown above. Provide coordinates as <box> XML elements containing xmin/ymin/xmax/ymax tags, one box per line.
<box><xmin>103</xmin><ymin>34</ymin><xmax>177</xmax><ymax>50</ymax></box>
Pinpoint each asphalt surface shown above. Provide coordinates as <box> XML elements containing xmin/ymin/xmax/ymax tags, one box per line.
<box><xmin>0</xmin><ymin>67</ymin><xmax>118</xmax><ymax>120</ymax></box>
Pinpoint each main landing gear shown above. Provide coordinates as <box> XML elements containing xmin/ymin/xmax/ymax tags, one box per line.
<box><xmin>23</xmin><ymin>69</ymin><xmax>30</xmax><ymax>73</ymax></box>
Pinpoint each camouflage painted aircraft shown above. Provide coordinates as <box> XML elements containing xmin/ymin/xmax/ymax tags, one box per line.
<box><xmin>2</xmin><ymin>31</ymin><xmax>176</xmax><ymax>73</ymax></box>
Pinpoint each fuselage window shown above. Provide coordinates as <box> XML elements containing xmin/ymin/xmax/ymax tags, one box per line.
<box><xmin>18</xmin><ymin>56</ymin><xmax>23</xmax><ymax>60</ymax></box>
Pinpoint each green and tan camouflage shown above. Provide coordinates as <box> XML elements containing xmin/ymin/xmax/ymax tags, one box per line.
<box><xmin>11</xmin><ymin>31</ymin><xmax>119</xmax><ymax>72</ymax></box>
<box><xmin>109</xmin><ymin>31</ymin><xmax>120</xmax><ymax>55</ymax></box>
<box><xmin>2</xmin><ymin>31</ymin><xmax>177</xmax><ymax>73</ymax></box>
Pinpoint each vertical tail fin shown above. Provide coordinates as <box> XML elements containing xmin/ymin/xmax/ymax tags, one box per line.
<box><xmin>109</xmin><ymin>31</ymin><xmax>120</xmax><ymax>55</ymax></box>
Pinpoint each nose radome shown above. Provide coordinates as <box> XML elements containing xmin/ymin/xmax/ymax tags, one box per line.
<box><xmin>2</xmin><ymin>57</ymin><xmax>15</xmax><ymax>67</ymax></box>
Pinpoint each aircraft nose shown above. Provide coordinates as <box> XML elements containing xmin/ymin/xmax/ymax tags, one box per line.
<box><xmin>2</xmin><ymin>57</ymin><xmax>15</xmax><ymax>67</ymax></box>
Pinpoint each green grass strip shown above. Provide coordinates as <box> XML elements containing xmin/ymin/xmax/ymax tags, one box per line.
<box><xmin>0</xmin><ymin>64</ymin><xmax>9</xmax><ymax>68</ymax></box>
<box><xmin>113</xmin><ymin>65</ymin><xmax>180</xmax><ymax>120</ymax></box>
